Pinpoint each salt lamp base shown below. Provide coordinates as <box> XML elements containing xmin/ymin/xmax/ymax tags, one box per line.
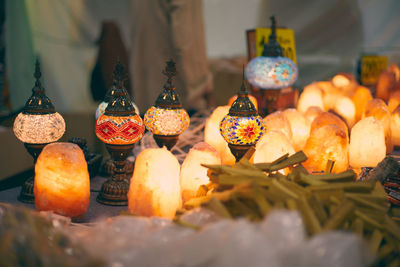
<box><xmin>97</xmin><ymin>143</ymin><xmax>135</xmax><ymax>206</ymax></box>
<box><xmin>228</xmin><ymin>143</ymin><xmax>253</xmax><ymax>162</ymax></box>
<box><xmin>153</xmin><ymin>134</ymin><xmax>179</xmax><ymax>150</ymax></box>
<box><xmin>18</xmin><ymin>176</ymin><xmax>34</xmax><ymax>203</ymax></box>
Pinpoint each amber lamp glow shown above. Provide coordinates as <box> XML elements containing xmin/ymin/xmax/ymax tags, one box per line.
<box><xmin>34</xmin><ymin>142</ymin><xmax>90</xmax><ymax>218</ymax></box>
<box><xmin>283</xmin><ymin>108</ymin><xmax>309</xmax><ymax>151</ymax></box>
<box><xmin>144</xmin><ymin>60</ymin><xmax>190</xmax><ymax>150</ymax></box>
<box><xmin>13</xmin><ymin>60</ymin><xmax>65</xmax><ymax>203</ymax></box>
<box><xmin>95</xmin><ymin>61</ymin><xmax>145</xmax><ymax>205</ymax></box>
<box><xmin>220</xmin><ymin>68</ymin><xmax>265</xmax><ymax>161</ymax></box>
<box><xmin>128</xmin><ymin>147</ymin><xmax>181</xmax><ymax>218</ymax></box>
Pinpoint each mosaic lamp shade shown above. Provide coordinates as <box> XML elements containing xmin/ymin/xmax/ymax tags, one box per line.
<box><xmin>12</xmin><ymin>59</ymin><xmax>66</xmax><ymax>203</ymax></box>
<box><xmin>220</xmin><ymin>67</ymin><xmax>265</xmax><ymax>161</ymax></box>
<box><xmin>144</xmin><ymin>59</ymin><xmax>190</xmax><ymax>150</ymax></box>
<box><xmin>245</xmin><ymin>16</ymin><xmax>298</xmax><ymax>90</ymax></box>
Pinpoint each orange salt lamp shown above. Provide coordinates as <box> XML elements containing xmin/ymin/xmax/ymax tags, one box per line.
<box><xmin>297</xmin><ymin>83</ymin><xmax>324</xmax><ymax>113</ymax></box>
<box><xmin>228</xmin><ymin>94</ymin><xmax>258</xmax><ymax>110</ymax></box>
<box><xmin>351</xmin><ymin>86</ymin><xmax>373</xmax><ymax>122</ymax></box>
<box><xmin>254</xmin><ymin>130</ymin><xmax>295</xmax><ymax>174</ymax></box>
<box><xmin>331</xmin><ymin>73</ymin><xmax>357</xmax><ymax>96</ymax></box>
<box><xmin>363</xmin><ymin>98</ymin><xmax>393</xmax><ymax>153</ymax></box>
<box><xmin>304</xmin><ymin>106</ymin><xmax>323</xmax><ymax>125</ymax></box>
<box><xmin>204</xmin><ymin>106</ymin><xmax>235</xmax><ymax>165</ymax></box>
<box><xmin>34</xmin><ymin>143</ymin><xmax>90</xmax><ymax>218</ymax></box>
<box><xmin>391</xmin><ymin>106</ymin><xmax>400</xmax><ymax>147</ymax></box>
<box><xmin>303</xmin><ymin>124</ymin><xmax>349</xmax><ymax>173</ymax></box>
<box><xmin>376</xmin><ymin>71</ymin><xmax>396</xmax><ymax>101</ymax></box>
<box><xmin>322</xmin><ymin>87</ymin><xmax>343</xmax><ymax>111</ymax></box>
<box><xmin>128</xmin><ymin>148</ymin><xmax>181</xmax><ymax>218</ymax></box>
<box><xmin>263</xmin><ymin>110</ymin><xmax>293</xmax><ymax>142</ymax></box>
<box><xmin>349</xmin><ymin>117</ymin><xmax>386</xmax><ymax>169</ymax></box>
<box><xmin>180</xmin><ymin>142</ymin><xmax>221</xmax><ymax>203</ymax></box>
<box><xmin>333</xmin><ymin>96</ymin><xmax>356</xmax><ymax>127</ymax></box>
<box><xmin>283</xmin><ymin>108</ymin><xmax>310</xmax><ymax>151</ymax></box>
<box><xmin>388</xmin><ymin>90</ymin><xmax>400</xmax><ymax>113</ymax></box>
<box><xmin>310</xmin><ymin>112</ymin><xmax>348</xmax><ymax>138</ymax></box>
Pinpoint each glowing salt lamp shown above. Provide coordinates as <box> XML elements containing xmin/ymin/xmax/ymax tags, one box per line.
<box><xmin>388</xmin><ymin>90</ymin><xmax>400</xmax><ymax>113</ymax></box>
<box><xmin>303</xmin><ymin>124</ymin><xmax>349</xmax><ymax>173</ymax></box>
<box><xmin>376</xmin><ymin>71</ymin><xmax>395</xmax><ymax>101</ymax></box>
<box><xmin>228</xmin><ymin>94</ymin><xmax>258</xmax><ymax>110</ymax></box>
<box><xmin>391</xmin><ymin>106</ymin><xmax>400</xmax><ymax>147</ymax></box>
<box><xmin>333</xmin><ymin>96</ymin><xmax>356</xmax><ymax>127</ymax></box>
<box><xmin>331</xmin><ymin>73</ymin><xmax>357</xmax><ymax>96</ymax></box>
<box><xmin>310</xmin><ymin>112</ymin><xmax>348</xmax><ymax>138</ymax></box>
<box><xmin>297</xmin><ymin>83</ymin><xmax>324</xmax><ymax>114</ymax></box>
<box><xmin>254</xmin><ymin>130</ymin><xmax>295</xmax><ymax>174</ymax></box>
<box><xmin>34</xmin><ymin>143</ymin><xmax>90</xmax><ymax>218</ymax></box>
<box><xmin>349</xmin><ymin>117</ymin><xmax>386</xmax><ymax>169</ymax></box>
<box><xmin>180</xmin><ymin>142</ymin><xmax>221</xmax><ymax>203</ymax></box>
<box><xmin>363</xmin><ymin>99</ymin><xmax>393</xmax><ymax>153</ymax></box>
<box><xmin>263</xmin><ymin>111</ymin><xmax>293</xmax><ymax>142</ymax></box>
<box><xmin>204</xmin><ymin>106</ymin><xmax>235</xmax><ymax>165</ymax></box>
<box><xmin>304</xmin><ymin>106</ymin><xmax>323</xmax><ymax>125</ymax></box>
<box><xmin>352</xmin><ymin>86</ymin><xmax>373</xmax><ymax>122</ymax></box>
<box><xmin>283</xmin><ymin>108</ymin><xmax>310</xmax><ymax>151</ymax></box>
<box><xmin>128</xmin><ymin>148</ymin><xmax>181</xmax><ymax>218</ymax></box>
<box><xmin>322</xmin><ymin>87</ymin><xmax>343</xmax><ymax>111</ymax></box>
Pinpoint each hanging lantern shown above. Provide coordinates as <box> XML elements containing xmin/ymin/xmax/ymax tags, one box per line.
<box><xmin>245</xmin><ymin>16</ymin><xmax>298</xmax><ymax>115</ymax></box>
<box><xmin>144</xmin><ymin>60</ymin><xmax>190</xmax><ymax>150</ymax></box>
<box><xmin>349</xmin><ymin>117</ymin><xmax>386</xmax><ymax>169</ymax></box>
<box><xmin>283</xmin><ymin>108</ymin><xmax>309</xmax><ymax>151</ymax></box>
<box><xmin>204</xmin><ymin>106</ymin><xmax>235</xmax><ymax>165</ymax></box>
<box><xmin>180</xmin><ymin>142</ymin><xmax>221</xmax><ymax>203</ymax></box>
<box><xmin>363</xmin><ymin>98</ymin><xmax>393</xmax><ymax>153</ymax></box>
<box><xmin>303</xmin><ymin>124</ymin><xmax>349</xmax><ymax>173</ymax></box>
<box><xmin>34</xmin><ymin>143</ymin><xmax>90</xmax><ymax>218</ymax></box>
<box><xmin>297</xmin><ymin>83</ymin><xmax>324</xmax><ymax>114</ymax></box>
<box><xmin>13</xmin><ymin>60</ymin><xmax>65</xmax><ymax>203</ymax></box>
<box><xmin>128</xmin><ymin>147</ymin><xmax>181</xmax><ymax>218</ymax></box>
<box><xmin>220</xmin><ymin>68</ymin><xmax>265</xmax><ymax>162</ymax></box>
<box><xmin>352</xmin><ymin>86</ymin><xmax>373</xmax><ymax>122</ymax></box>
<box><xmin>95</xmin><ymin>61</ymin><xmax>145</xmax><ymax>205</ymax></box>
<box><xmin>262</xmin><ymin>110</ymin><xmax>293</xmax><ymax>142</ymax></box>
<box><xmin>310</xmin><ymin>112</ymin><xmax>348</xmax><ymax>138</ymax></box>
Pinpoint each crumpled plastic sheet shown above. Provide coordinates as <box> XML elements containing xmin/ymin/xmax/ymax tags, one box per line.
<box><xmin>69</xmin><ymin>209</ymin><xmax>374</xmax><ymax>267</ymax></box>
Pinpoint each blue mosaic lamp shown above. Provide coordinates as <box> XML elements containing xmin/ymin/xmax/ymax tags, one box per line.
<box><xmin>220</xmin><ymin>67</ymin><xmax>265</xmax><ymax>162</ymax></box>
<box><xmin>246</xmin><ymin>16</ymin><xmax>298</xmax><ymax>114</ymax></box>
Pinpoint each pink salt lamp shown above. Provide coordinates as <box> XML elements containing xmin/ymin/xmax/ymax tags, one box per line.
<box><xmin>388</xmin><ymin>90</ymin><xmax>400</xmax><ymax>113</ymax></box>
<box><xmin>34</xmin><ymin>142</ymin><xmax>90</xmax><ymax>218</ymax></box>
<box><xmin>180</xmin><ymin>142</ymin><xmax>221</xmax><ymax>203</ymax></box>
<box><xmin>128</xmin><ymin>148</ymin><xmax>181</xmax><ymax>218</ymax></box>
<box><xmin>283</xmin><ymin>109</ymin><xmax>309</xmax><ymax>151</ymax></box>
<box><xmin>333</xmin><ymin>96</ymin><xmax>356</xmax><ymax>128</ymax></box>
<box><xmin>263</xmin><ymin>111</ymin><xmax>293</xmax><ymax>142</ymax></box>
<box><xmin>352</xmin><ymin>86</ymin><xmax>373</xmax><ymax>122</ymax></box>
<box><xmin>304</xmin><ymin>106</ymin><xmax>324</xmax><ymax>126</ymax></box>
<box><xmin>297</xmin><ymin>83</ymin><xmax>324</xmax><ymax>114</ymax></box>
<box><xmin>310</xmin><ymin>112</ymin><xmax>348</xmax><ymax>138</ymax></box>
<box><xmin>391</xmin><ymin>106</ymin><xmax>400</xmax><ymax>147</ymax></box>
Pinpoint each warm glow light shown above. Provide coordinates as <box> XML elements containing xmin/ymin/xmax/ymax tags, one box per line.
<box><xmin>220</xmin><ymin>115</ymin><xmax>265</xmax><ymax>146</ymax></box>
<box><xmin>388</xmin><ymin>90</ymin><xmax>400</xmax><ymax>113</ymax></box>
<box><xmin>144</xmin><ymin>106</ymin><xmax>190</xmax><ymax>136</ymax></box>
<box><xmin>310</xmin><ymin>112</ymin><xmax>348</xmax><ymax>138</ymax></box>
<box><xmin>128</xmin><ymin>148</ymin><xmax>181</xmax><ymax>218</ymax></box>
<box><xmin>363</xmin><ymin>99</ymin><xmax>393</xmax><ymax>153</ymax></box>
<box><xmin>254</xmin><ymin>130</ymin><xmax>295</xmax><ymax>174</ymax></box>
<box><xmin>349</xmin><ymin>117</ymin><xmax>386</xmax><ymax>169</ymax></box>
<box><xmin>34</xmin><ymin>143</ymin><xmax>90</xmax><ymax>217</ymax></box>
<box><xmin>303</xmin><ymin>124</ymin><xmax>349</xmax><ymax>173</ymax></box>
<box><xmin>204</xmin><ymin>106</ymin><xmax>235</xmax><ymax>165</ymax></box>
<box><xmin>392</xmin><ymin>106</ymin><xmax>400</xmax><ymax>147</ymax></box>
<box><xmin>333</xmin><ymin>96</ymin><xmax>356</xmax><ymax>128</ymax></box>
<box><xmin>304</xmin><ymin>106</ymin><xmax>323</xmax><ymax>126</ymax></box>
<box><xmin>352</xmin><ymin>86</ymin><xmax>373</xmax><ymax>122</ymax></box>
<box><xmin>228</xmin><ymin>94</ymin><xmax>258</xmax><ymax>110</ymax></box>
<box><xmin>13</xmin><ymin>112</ymin><xmax>65</xmax><ymax>144</ymax></box>
<box><xmin>283</xmin><ymin>108</ymin><xmax>309</xmax><ymax>151</ymax></box>
<box><xmin>246</xmin><ymin>56</ymin><xmax>298</xmax><ymax>89</ymax></box>
<box><xmin>95</xmin><ymin>114</ymin><xmax>144</xmax><ymax>145</ymax></box>
<box><xmin>180</xmin><ymin>142</ymin><xmax>221</xmax><ymax>203</ymax></box>
<box><xmin>263</xmin><ymin>111</ymin><xmax>293</xmax><ymax>142</ymax></box>
<box><xmin>297</xmin><ymin>84</ymin><xmax>324</xmax><ymax>114</ymax></box>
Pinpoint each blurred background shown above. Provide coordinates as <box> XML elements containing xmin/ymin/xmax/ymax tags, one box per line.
<box><xmin>0</xmin><ymin>0</ymin><xmax>400</xmax><ymax>180</ymax></box>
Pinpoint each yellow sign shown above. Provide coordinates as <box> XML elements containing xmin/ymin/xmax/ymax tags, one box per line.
<box><xmin>256</xmin><ymin>28</ymin><xmax>297</xmax><ymax>64</ymax></box>
<box><xmin>360</xmin><ymin>55</ymin><xmax>388</xmax><ymax>85</ymax></box>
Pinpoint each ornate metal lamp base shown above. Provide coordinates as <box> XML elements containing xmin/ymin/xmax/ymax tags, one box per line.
<box><xmin>18</xmin><ymin>143</ymin><xmax>48</xmax><ymax>204</ymax></box>
<box><xmin>153</xmin><ymin>134</ymin><xmax>179</xmax><ymax>150</ymax></box>
<box><xmin>228</xmin><ymin>143</ymin><xmax>253</xmax><ymax>162</ymax></box>
<box><xmin>97</xmin><ymin>143</ymin><xmax>135</xmax><ymax>206</ymax></box>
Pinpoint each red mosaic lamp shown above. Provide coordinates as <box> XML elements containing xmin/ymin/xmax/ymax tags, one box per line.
<box><xmin>144</xmin><ymin>60</ymin><xmax>190</xmax><ymax>150</ymax></box>
<box><xmin>220</xmin><ymin>67</ymin><xmax>265</xmax><ymax>161</ymax></box>
<box><xmin>95</xmin><ymin>61</ymin><xmax>145</xmax><ymax>205</ymax></box>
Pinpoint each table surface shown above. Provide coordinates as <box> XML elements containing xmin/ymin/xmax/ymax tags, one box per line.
<box><xmin>0</xmin><ymin>176</ymin><xmax>126</xmax><ymax>223</ymax></box>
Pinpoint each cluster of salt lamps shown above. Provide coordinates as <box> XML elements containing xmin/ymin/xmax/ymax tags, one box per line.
<box><xmin>283</xmin><ymin>109</ymin><xmax>309</xmax><ymax>151</ymax></box>
<box><xmin>34</xmin><ymin>143</ymin><xmax>90</xmax><ymax>218</ymax></box>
